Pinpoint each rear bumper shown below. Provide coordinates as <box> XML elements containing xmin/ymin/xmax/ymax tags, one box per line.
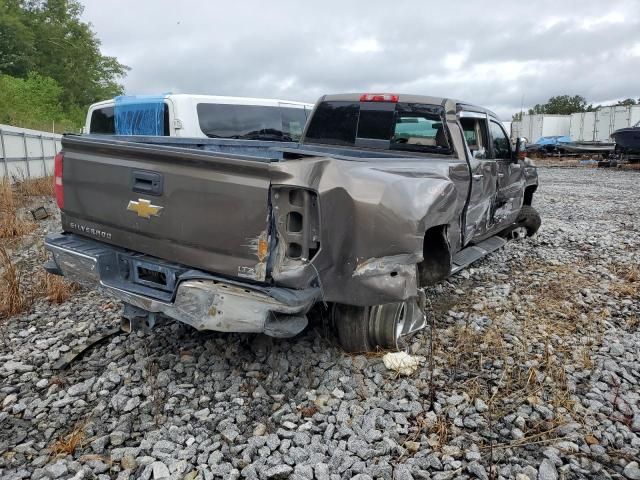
<box><xmin>44</xmin><ymin>233</ymin><xmax>319</xmax><ymax>337</ymax></box>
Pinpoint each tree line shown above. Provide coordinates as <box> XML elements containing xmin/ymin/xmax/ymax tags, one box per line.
<box><xmin>512</xmin><ymin>95</ymin><xmax>640</xmax><ymax>121</ymax></box>
<box><xmin>0</xmin><ymin>0</ymin><xmax>128</xmax><ymax>132</ymax></box>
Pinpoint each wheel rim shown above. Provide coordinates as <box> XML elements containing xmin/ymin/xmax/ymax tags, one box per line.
<box><xmin>368</xmin><ymin>301</ymin><xmax>416</xmax><ymax>350</ymax></box>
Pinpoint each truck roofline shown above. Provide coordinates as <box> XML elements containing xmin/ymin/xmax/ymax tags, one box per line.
<box><xmin>88</xmin><ymin>94</ymin><xmax>313</xmax><ymax>110</ymax></box>
<box><xmin>316</xmin><ymin>93</ymin><xmax>501</xmax><ymax>121</ymax></box>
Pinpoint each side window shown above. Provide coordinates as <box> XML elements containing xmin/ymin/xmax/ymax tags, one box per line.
<box><xmin>197</xmin><ymin>103</ymin><xmax>283</xmax><ymax>139</ymax></box>
<box><xmin>459</xmin><ymin>117</ymin><xmax>489</xmax><ymax>159</ymax></box>
<box><xmin>392</xmin><ymin>117</ymin><xmax>447</xmax><ymax>147</ymax></box>
<box><xmin>90</xmin><ymin>107</ymin><xmax>115</xmax><ymax>134</ymax></box>
<box><xmin>489</xmin><ymin>121</ymin><xmax>511</xmax><ymax>160</ymax></box>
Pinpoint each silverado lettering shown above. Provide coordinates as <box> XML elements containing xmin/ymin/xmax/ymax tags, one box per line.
<box><xmin>69</xmin><ymin>222</ymin><xmax>112</xmax><ymax>240</ymax></box>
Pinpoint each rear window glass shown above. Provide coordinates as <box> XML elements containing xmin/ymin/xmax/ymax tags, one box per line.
<box><xmin>90</xmin><ymin>104</ymin><xmax>170</xmax><ymax>136</ymax></box>
<box><xmin>303</xmin><ymin>102</ymin><xmax>359</xmax><ymax>145</ymax></box>
<box><xmin>197</xmin><ymin>104</ymin><xmax>307</xmax><ymax>141</ymax></box>
<box><xmin>90</xmin><ymin>107</ymin><xmax>115</xmax><ymax>134</ymax></box>
<box><xmin>358</xmin><ymin>109</ymin><xmax>395</xmax><ymax>140</ymax></box>
<box><xmin>305</xmin><ymin>101</ymin><xmax>450</xmax><ymax>153</ymax></box>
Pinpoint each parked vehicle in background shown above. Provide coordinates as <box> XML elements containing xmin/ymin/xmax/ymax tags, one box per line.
<box><xmin>85</xmin><ymin>94</ymin><xmax>313</xmax><ymax>141</ymax></box>
<box><xmin>524</xmin><ymin>135</ymin><xmax>615</xmax><ymax>157</ymax></box>
<box><xmin>46</xmin><ymin>93</ymin><xmax>540</xmax><ymax>352</ymax></box>
<box><xmin>611</xmin><ymin>121</ymin><xmax>640</xmax><ymax>162</ymax></box>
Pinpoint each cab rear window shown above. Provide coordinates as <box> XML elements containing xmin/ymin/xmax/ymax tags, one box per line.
<box><xmin>304</xmin><ymin>101</ymin><xmax>451</xmax><ymax>153</ymax></box>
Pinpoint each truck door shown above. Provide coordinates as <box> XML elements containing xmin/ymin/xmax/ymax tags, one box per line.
<box><xmin>488</xmin><ymin>120</ymin><xmax>525</xmax><ymax>230</ymax></box>
<box><xmin>459</xmin><ymin>114</ymin><xmax>499</xmax><ymax>242</ymax></box>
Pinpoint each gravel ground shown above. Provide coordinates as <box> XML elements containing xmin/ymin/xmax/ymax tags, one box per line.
<box><xmin>0</xmin><ymin>167</ymin><xmax>639</xmax><ymax>480</ymax></box>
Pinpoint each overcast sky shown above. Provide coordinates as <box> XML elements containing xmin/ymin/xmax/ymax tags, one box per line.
<box><xmin>81</xmin><ymin>0</ymin><xmax>640</xmax><ymax>120</ymax></box>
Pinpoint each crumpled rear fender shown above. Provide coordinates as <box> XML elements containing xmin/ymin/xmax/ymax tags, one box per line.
<box><xmin>269</xmin><ymin>157</ymin><xmax>467</xmax><ymax>305</ymax></box>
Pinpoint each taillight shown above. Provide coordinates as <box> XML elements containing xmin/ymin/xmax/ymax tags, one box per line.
<box><xmin>359</xmin><ymin>93</ymin><xmax>399</xmax><ymax>102</ymax></box>
<box><xmin>54</xmin><ymin>152</ymin><xmax>64</xmax><ymax>209</ymax></box>
<box><xmin>271</xmin><ymin>187</ymin><xmax>320</xmax><ymax>261</ymax></box>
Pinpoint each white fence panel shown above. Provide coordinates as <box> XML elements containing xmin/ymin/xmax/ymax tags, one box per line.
<box><xmin>0</xmin><ymin>124</ymin><xmax>62</xmax><ymax>181</ymax></box>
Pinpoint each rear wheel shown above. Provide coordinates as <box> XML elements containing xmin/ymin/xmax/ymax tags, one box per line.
<box><xmin>333</xmin><ymin>300</ymin><xmax>424</xmax><ymax>352</ymax></box>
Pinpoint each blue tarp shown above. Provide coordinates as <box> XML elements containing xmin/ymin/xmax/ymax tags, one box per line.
<box><xmin>533</xmin><ymin>136</ymin><xmax>571</xmax><ymax>146</ymax></box>
<box><xmin>114</xmin><ymin>95</ymin><xmax>166</xmax><ymax>135</ymax></box>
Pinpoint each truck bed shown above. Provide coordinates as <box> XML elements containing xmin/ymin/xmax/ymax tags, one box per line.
<box><xmin>87</xmin><ymin>135</ymin><xmax>446</xmax><ymax>161</ymax></box>
<box><xmin>58</xmin><ymin>133</ymin><xmax>462</xmax><ymax>291</ymax></box>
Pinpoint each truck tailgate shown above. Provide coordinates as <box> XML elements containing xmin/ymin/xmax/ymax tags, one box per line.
<box><xmin>60</xmin><ymin>136</ymin><xmax>273</xmax><ymax>281</ymax></box>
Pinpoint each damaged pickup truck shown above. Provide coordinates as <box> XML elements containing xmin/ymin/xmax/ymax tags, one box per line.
<box><xmin>45</xmin><ymin>93</ymin><xmax>540</xmax><ymax>352</ymax></box>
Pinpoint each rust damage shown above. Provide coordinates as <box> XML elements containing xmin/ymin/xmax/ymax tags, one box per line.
<box><xmin>241</xmin><ymin>230</ymin><xmax>270</xmax><ymax>281</ymax></box>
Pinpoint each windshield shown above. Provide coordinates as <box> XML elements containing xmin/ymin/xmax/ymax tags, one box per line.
<box><xmin>304</xmin><ymin>101</ymin><xmax>451</xmax><ymax>154</ymax></box>
<box><xmin>197</xmin><ymin>103</ymin><xmax>307</xmax><ymax>141</ymax></box>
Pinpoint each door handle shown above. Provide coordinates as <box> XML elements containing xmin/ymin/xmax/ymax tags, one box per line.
<box><xmin>132</xmin><ymin>170</ymin><xmax>164</xmax><ymax>196</ymax></box>
<box><xmin>472</xmin><ymin>174</ymin><xmax>484</xmax><ymax>180</ymax></box>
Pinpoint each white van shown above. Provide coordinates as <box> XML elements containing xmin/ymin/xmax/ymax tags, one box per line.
<box><xmin>85</xmin><ymin>94</ymin><xmax>313</xmax><ymax>141</ymax></box>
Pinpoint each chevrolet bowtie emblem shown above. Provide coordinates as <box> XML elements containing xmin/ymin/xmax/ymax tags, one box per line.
<box><xmin>127</xmin><ymin>199</ymin><xmax>163</xmax><ymax>219</ymax></box>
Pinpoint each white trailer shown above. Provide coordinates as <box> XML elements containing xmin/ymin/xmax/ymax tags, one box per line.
<box><xmin>517</xmin><ymin>114</ymin><xmax>571</xmax><ymax>143</ymax></box>
<box><xmin>569</xmin><ymin>112</ymin><xmax>597</xmax><ymax>142</ymax></box>
<box><xmin>595</xmin><ymin>107</ymin><xmax>614</xmax><ymax>142</ymax></box>
<box><xmin>519</xmin><ymin>105</ymin><xmax>640</xmax><ymax>143</ymax></box>
<box><xmin>0</xmin><ymin>124</ymin><xmax>62</xmax><ymax>180</ymax></box>
<box><xmin>593</xmin><ymin>105</ymin><xmax>640</xmax><ymax>142</ymax></box>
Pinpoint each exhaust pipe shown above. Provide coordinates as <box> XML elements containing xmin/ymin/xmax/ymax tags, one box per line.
<box><xmin>120</xmin><ymin>316</ymin><xmax>133</xmax><ymax>333</ymax></box>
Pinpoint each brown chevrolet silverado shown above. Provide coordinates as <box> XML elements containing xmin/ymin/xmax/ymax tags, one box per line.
<box><xmin>45</xmin><ymin>93</ymin><xmax>540</xmax><ymax>352</ymax></box>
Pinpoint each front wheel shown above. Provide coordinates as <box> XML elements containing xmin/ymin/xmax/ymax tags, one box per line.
<box><xmin>333</xmin><ymin>299</ymin><xmax>425</xmax><ymax>352</ymax></box>
<box><xmin>516</xmin><ymin>205</ymin><xmax>542</xmax><ymax>236</ymax></box>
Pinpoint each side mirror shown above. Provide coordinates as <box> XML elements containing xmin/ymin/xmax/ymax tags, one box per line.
<box><xmin>513</xmin><ymin>137</ymin><xmax>526</xmax><ymax>162</ymax></box>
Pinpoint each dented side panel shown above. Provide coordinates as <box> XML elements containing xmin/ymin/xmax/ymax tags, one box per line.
<box><xmin>267</xmin><ymin>154</ymin><xmax>470</xmax><ymax>305</ymax></box>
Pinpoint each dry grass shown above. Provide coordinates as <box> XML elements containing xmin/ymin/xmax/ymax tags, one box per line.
<box><xmin>48</xmin><ymin>423</ymin><xmax>86</xmax><ymax>457</ymax></box>
<box><xmin>14</xmin><ymin>176</ymin><xmax>55</xmax><ymax>198</ymax></box>
<box><xmin>431</xmin><ymin>257</ymin><xmax>609</xmax><ymax>452</ymax></box>
<box><xmin>299</xmin><ymin>405</ymin><xmax>319</xmax><ymax>418</ymax></box>
<box><xmin>429</xmin><ymin>415</ymin><xmax>451</xmax><ymax>447</ymax></box>
<box><xmin>0</xmin><ymin>179</ymin><xmax>36</xmax><ymax>238</ymax></box>
<box><xmin>41</xmin><ymin>273</ymin><xmax>79</xmax><ymax>304</ymax></box>
<box><xmin>1</xmin><ymin>247</ymin><xmax>79</xmax><ymax>319</ymax></box>
<box><xmin>0</xmin><ymin>245</ymin><xmax>28</xmax><ymax>318</ymax></box>
<box><xmin>609</xmin><ymin>264</ymin><xmax>640</xmax><ymax>298</ymax></box>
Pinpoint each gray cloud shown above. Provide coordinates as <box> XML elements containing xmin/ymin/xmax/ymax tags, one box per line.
<box><xmin>81</xmin><ymin>0</ymin><xmax>640</xmax><ymax>119</ymax></box>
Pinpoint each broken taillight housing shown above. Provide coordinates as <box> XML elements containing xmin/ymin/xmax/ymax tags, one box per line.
<box><xmin>360</xmin><ymin>93</ymin><xmax>399</xmax><ymax>102</ymax></box>
<box><xmin>54</xmin><ymin>151</ymin><xmax>64</xmax><ymax>209</ymax></box>
<box><xmin>271</xmin><ymin>187</ymin><xmax>320</xmax><ymax>261</ymax></box>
